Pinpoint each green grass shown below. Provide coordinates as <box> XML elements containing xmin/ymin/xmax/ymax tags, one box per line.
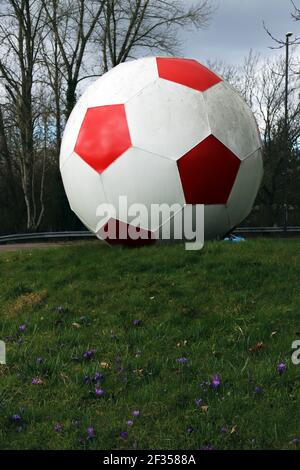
<box><xmin>0</xmin><ymin>239</ymin><xmax>300</xmax><ymax>450</ymax></box>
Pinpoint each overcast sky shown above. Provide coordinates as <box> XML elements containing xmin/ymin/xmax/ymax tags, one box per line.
<box><xmin>182</xmin><ymin>0</ymin><xmax>297</xmax><ymax>65</ymax></box>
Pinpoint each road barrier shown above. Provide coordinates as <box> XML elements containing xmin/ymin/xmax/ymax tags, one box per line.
<box><xmin>0</xmin><ymin>227</ymin><xmax>299</xmax><ymax>245</ymax></box>
<box><xmin>0</xmin><ymin>231</ymin><xmax>94</xmax><ymax>244</ymax></box>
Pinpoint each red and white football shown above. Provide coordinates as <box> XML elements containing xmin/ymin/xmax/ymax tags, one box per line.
<box><xmin>60</xmin><ymin>57</ymin><xmax>263</xmax><ymax>244</ymax></box>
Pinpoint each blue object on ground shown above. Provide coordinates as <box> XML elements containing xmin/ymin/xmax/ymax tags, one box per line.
<box><xmin>223</xmin><ymin>234</ymin><xmax>245</xmax><ymax>242</ymax></box>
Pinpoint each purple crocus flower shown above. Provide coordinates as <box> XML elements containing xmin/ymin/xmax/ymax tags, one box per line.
<box><xmin>126</xmin><ymin>420</ymin><xmax>134</xmax><ymax>427</ymax></box>
<box><xmin>211</xmin><ymin>374</ymin><xmax>221</xmax><ymax>389</ymax></box>
<box><xmin>254</xmin><ymin>386</ymin><xmax>263</xmax><ymax>394</ymax></box>
<box><xmin>95</xmin><ymin>388</ymin><xmax>104</xmax><ymax>397</ymax></box>
<box><xmin>277</xmin><ymin>362</ymin><xmax>286</xmax><ymax>375</ymax></box>
<box><xmin>19</xmin><ymin>324</ymin><xmax>26</xmax><ymax>332</ymax></box>
<box><xmin>31</xmin><ymin>377</ymin><xmax>42</xmax><ymax>385</ymax></box>
<box><xmin>11</xmin><ymin>414</ymin><xmax>22</xmax><ymax>424</ymax></box>
<box><xmin>83</xmin><ymin>349</ymin><xmax>96</xmax><ymax>360</ymax></box>
<box><xmin>176</xmin><ymin>357</ymin><xmax>188</xmax><ymax>364</ymax></box>
<box><xmin>133</xmin><ymin>320</ymin><xmax>141</xmax><ymax>326</ymax></box>
<box><xmin>132</xmin><ymin>410</ymin><xmax>140</xmax><ymax>417</ymax></box>
<box><xmin>187</xmin><ymin>426</ymin><xmax>193</xmax><ymax>434</ymax></box>
<box><xmin>94</xmin><ymin>372</ymin><xmax>104</xmax><ymax>383</ymax></box>
<box><xmin>195</xmin><ymin>398</ymin><xmax>203</xmax><ymax>407</ymax></box>
<box><xmin>87</xmin><ymin>427</ymin><xmax>95</xmax><ymax>439</ymax></box>
<box><xmin>120</xmin><ymin>431</ymin><xmax>128</xmax><ymax>440</ymax></box>
<box><xmin>54</xmin><ymin>423</ymin><xmax>62</xmax><ymax>433</ymax></box>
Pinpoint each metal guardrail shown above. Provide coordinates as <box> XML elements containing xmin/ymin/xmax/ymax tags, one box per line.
<box><xmin>0</xmin><ymin>227</ymin><xmax>299</xmax><ymax>244</ymax></box>
<box><xmin>235</xmin><ymin>226</ymin><xmax>300</xmax><ymax>233</ymax></box>
<box><xmin>0</xmin><ymin>231</ymin><xmax>95</xmax><ymax>243</ymax></box>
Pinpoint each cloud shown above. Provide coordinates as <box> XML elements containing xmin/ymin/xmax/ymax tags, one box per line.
<box><xmin>182</xmin><ymin>0</ymin><xmax>297</xmax><ymax>64</ymax></box>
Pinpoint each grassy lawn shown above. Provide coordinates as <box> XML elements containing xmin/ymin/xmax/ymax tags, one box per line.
<box><xmin>0</xmin><ymin>239</ymin><xmax>299</xmax><ymax>450</ymax></box>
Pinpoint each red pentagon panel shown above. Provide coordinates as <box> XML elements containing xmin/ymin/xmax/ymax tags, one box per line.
<box><xmin>177</xmin><ymin>135</ymin><xmax>241</xmax><ymax>205</ymax></box>
<box><xmin>97</xmin><ymin>218</ymin><xmax>156</xmax><ymax>247</ymax></box>
<box><xmin>74</xmin><ymin>104</ymin><xmax>131</xmax><ymax>173</ymax></box>
<box><xmin>156</xmin><ymin>57</ymin><xmax>222</xmax><ymax>92</ymax></box>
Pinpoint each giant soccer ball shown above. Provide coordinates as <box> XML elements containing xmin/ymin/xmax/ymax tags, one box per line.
<box><xmin>60</xmin><ymin>57</ymin><xmax>263</xmax><ymax>245</ymax></box>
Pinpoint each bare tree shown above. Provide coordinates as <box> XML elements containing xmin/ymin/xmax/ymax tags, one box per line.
<box><xmin>208</xmin><ymin>47</ymin><xmax>300</xmax><ymax>225</ymax></box>
<box><xmin>207</xmin><ymin>50</ymin><xmax>260</xmax><ymax>108</ymax></box>
<box><xmin>99</xmin><ymin>0</ymin><xmax>214</xmax><ymax>72</ymax></box>
<box><xmin>40</xmin><ymin>15</ymin><xmax>64</xmax><ymax>159</ymax></box>
<box><xmin>40</xmin><ymin>0</ymin><xmax>215</xmax><ymax>152</ymax></box>
<box><xmin>41</xmin><ymin>0</ymin><xmax>215</xmax><ymax>120</ymax></box>
<box><xmin>206</xmin><ymin>58</ymin><xmax>241</xmax><ymax>87</ymax></box>
<box><xmin>239</xmin><ymin>50</ymin><xmax>260</xmax><ymax>108</ymax></box>
<box><xmin>0</xmin><ymin>0</ymin><xmax>216</xmax><ymax>235</ymax></box>
<box><xmin>41</xmin><ymin>0</ymin><xmax>106</xmax><ymax>119</ymax></box>
<box><xmin>0</xmin><ymin>103</ymin><xmax>19</xmax><ymax>208</ymax></box>
<box><xmin>253</xmin><ymin>55</ymin><xmax>300</xmax><ymax>225</ymax></box>
<box><xmin>290</xmin><ymin>0</ymin><xmax>300</xmax><ymax>33</ymax></box>
<box><xmin>261</xmin><ymin>6</ymin><xmax>300</xmax><ymax>225</ymax></box>
<box><xmin>0</xmin><ymin>0</ymin><xmax>47</xmax><ymax>231</ymax></box>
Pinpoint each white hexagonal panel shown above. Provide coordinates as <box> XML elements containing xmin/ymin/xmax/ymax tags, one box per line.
<box><xmin>60</xmin><ymin>93</ymin><xmax>91</xmax><ymax>170</ymax></box>
<box><xmin>61</xmin><ymin>152</ymin><xmax>107</xmax><ymax>232</ymax></box>
<box><xmin>101</xmin><ymin>147</ymin><xmax>185</xmax><ymax>231</ymax></box>
<box><xmin>87</xmin><ymin>57</ymin><xmax>158</xmax><ymax>108</ymax></box>
<box><xmin>203</xmin><ymin>81</ymin><xmax>262</xmax><ymax>160</ymax></box>
<box><xmin>126</xmin><ymin>78</ymin><xmax>211</xmax><ymax>161</ymax></box>
<box><xmin>227</xmin><ymin>148</ymin><xmax>263</xmax><ymax>227</ymax></box>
